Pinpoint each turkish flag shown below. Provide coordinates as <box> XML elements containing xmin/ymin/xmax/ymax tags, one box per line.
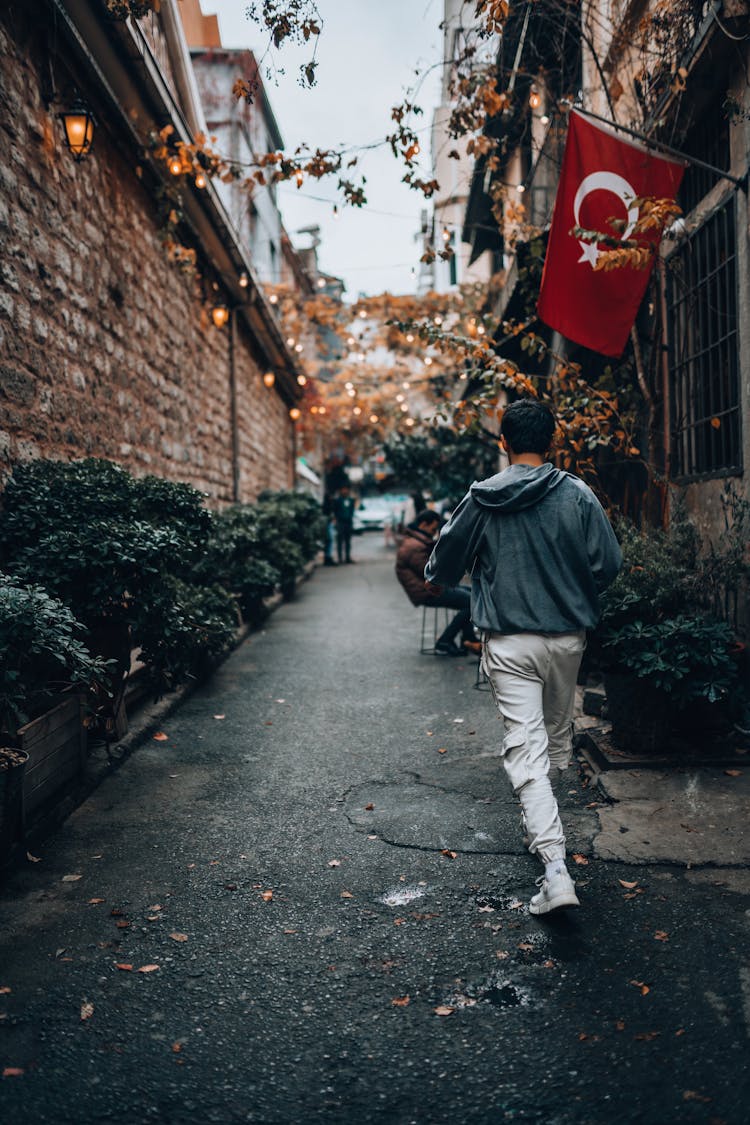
<box><xmin>537</xmin><ymin>110</ymin><xmax>685</xmax><ymax>357</ymax></box>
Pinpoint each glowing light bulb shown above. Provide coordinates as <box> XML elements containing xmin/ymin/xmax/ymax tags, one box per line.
<box><xmin>169</xmin><ymin>156</ymin><xmax>182</xmax><ymax>176</ymax></box>
<box><xmin>529</xmin><ymin>86</ymin><xmax>541</xmax><ymax>110</ymax></box>
<box><xmin>516</xmin><ymin>184</ymin><xmax>526</xmax><ymax>194</ymax></box>
<box><xmin>424</xmin><ymin>356</ymin><xmax>433</xmax><ymax>366</ymax></box>
<box><xmin>353</xmin><ymin>406</ymin><xmax>362</xmax><ymax>416</ymax></box>
<box><xmin>297</xmin><ymin>374</ymin><xmax>307</xmax><ymax>386</ymax></box>
<box><xmin>347</xmin><ymin>388</ymin><xmax>356</xmax><ymax>397</ymax></box>
<box><xmin>211</xmin><ymin>305</ymin><xmax>229</xmax><ymax>328</ymax></box>
<box><xmin>195</xmin><ymin>172</ymin><xmax>207</xmax><ymax>189</ymax></box>
<box><xmin>369</xmin><ymin>414</ymin><xmax>378</xmax><ymax>423</ymax></box>
<box><xmin>289</xmin><ymin>407</ymin><xmax>301</xmax><ymax>420</ymax></box>
<box><xmin>541</xmin><ymin>114</ymin><xmax>550</xmax><ymax>125</ymax></box>
<box><xmin>396</xmin><ymin>394</ymin><xmax>404</xmax><ymax>403</ymax></box>
<box><xmin>402</xmin><ymin>382</ymin><xmax>409</xmax><ymax>390</ymax></box>
<box><xmin>263</xmin><ymin>371</ymin><xmax>276</xmax><ymax>388</ymax></box>
<box><xmin>295</xmin><ymin>343</ymin><xmax>303</xmax><ymax>353</ymax></box>
<box><xmin>477</xmin><ymin>325</ymin><xmax>486</xmax><ymax>336</ymax></box>
<box><xmin>406</xmin><ymin>333</ymin><xmax>414</xmax><ymax>343</ymax></box>
<box><xmin>269</xmin><ymin>293</ymin><xmax>278</xmax><ymax>304</ymax></box>
<box><xmin>405</xmin><ymin>417</ymin><xmax>415</xmax><ymax>427</ymax></box>
<box><xmin>358</xmin><ymin>310</ymin><xmax>367</xmax><ymax>319</ymax></box>
<box><xmin>318</xmin><ymin>406</ymin><xmax>326</xmax><ymax>414</ymax></box>
<box><xmin>433</xmin><ymin>315</ymin><xmax>443</xmax><ymax>326</ymax></box>
<box><xmin>238</xmin><ymin>271</ymin><xmax>249</xmax><ymax>288</ymax></box>
<box><xmin>286</xmin><ymin>337</ymin><xmax>295</xmax><ymax>347</ymax></box>
<box><xmin>400</xmin><ymin>402</ymin><xmax>408</xmax><ymax>412</ymax></box>
<box><xmin>345</xmin><ymin>381</ymin><xmax>353</xmax><ymax>390</ymax></box>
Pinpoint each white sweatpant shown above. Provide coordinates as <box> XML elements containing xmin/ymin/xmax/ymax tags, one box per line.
<box><xmin>482</xmin><ymin>630</ymin><xmax>586</xmax><ymax>863</ymax></box>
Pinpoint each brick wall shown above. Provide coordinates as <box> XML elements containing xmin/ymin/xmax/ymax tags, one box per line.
<box><xmin>0</xmin><ymin>7</ymin><xmax>294</xmax><ymax>504</ymax></box>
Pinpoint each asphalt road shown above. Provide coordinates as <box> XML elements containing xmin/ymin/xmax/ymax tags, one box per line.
<box><xmin>1</xmin><ymin>533</ymin><xmax>749</xmax><ymax>1124</ymax></box>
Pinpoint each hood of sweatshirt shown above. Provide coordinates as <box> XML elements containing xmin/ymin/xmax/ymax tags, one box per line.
<box><xmin>469</xmin><ymin>462</ymin><xmax>567</xmax><ymax>512</ymax></box>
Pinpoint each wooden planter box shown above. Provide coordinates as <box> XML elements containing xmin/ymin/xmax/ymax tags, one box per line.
<box><xmin>18</xmin><ymin>696</ymin><xmax>86</xmax><ymax>818</ymax></box>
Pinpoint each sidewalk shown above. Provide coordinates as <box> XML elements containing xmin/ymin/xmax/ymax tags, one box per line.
<box><xmin>0</xmin><ymin>534</ymin><xmax>749</xmax><ymax>1124</ymax></box>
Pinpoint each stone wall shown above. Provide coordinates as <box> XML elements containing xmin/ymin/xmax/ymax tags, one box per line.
<box><xmin>0</xmin><ymin>6</ymin><xmax>293</xmax><ymax>504</ymax></box>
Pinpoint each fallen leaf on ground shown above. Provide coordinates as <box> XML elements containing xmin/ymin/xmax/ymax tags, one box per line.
<box><xmin>0</xmin><ymin>987</ymin><xmax>11</xmax><ymax>995</ymax></box>
<box><xmin>2</xmin><ymin>1067</ymin><xmax>24</xmax><ymax>1077</ymax></box>
<box><xmin>283</xmin><ymin>929</ymin><xmax>298</xmax><ymax>935</ymax></box>
<box><xmin>434</xmin><ymin>1006</ymin><xmax>454</xmax><ymax>1016</ymax></box>
<box><xmin>115</xmin><ymin>964</ymin><xmax>133</xmax><ymax>971</ymax></box>
<box><xmin>683</xmin><ymin>1091</ymin><xmax>711</xmax><ymax>1103</ymax></box>
<box><xmin>578</xmin><ymin>1032</ymin><xmax>589</xmax><ymax>1041</ymax></box>
<box><xmin>618</xmin><ymin>880</ymin><xmax>638</xmax><ymax>889</ymax></box>
<box><xmin>169</xmin><ymin>933</ymin><xmax>188</xmax><ymax>943</ymax></box>
<box><xmin>495</xmin><ymin>951</ymin><xmax>509</xmax><ymax>960</ymax></box>
<box><xmin>438</xmin><ymin>748</ymin><xmax>447</xmax><ymax>755</ymax></box>
<box><xmin>478</xmin><ymin>905</ymin><xmax>495</xmax><ymax>913</ymax></box>
<box><xmin>391</xmin><ymin>996</ymin><xmax>410</xmax><ymax>1007</ymax></box>
<box><xmin>367</xmin><ymin>834</ymin><xmax>378</xmax><ymax>840</ymax></box>
<box><xmin>364</xmin><ymin>803</ymin><xmax>374</xmax><ymax>811</ymax></box>
<box><xmin>518</xmin><ymin>942</ymin><xmax>534</xmax><ymax>952</ymax></box>
<box><xmin>261</xmin><ymin>891</ymin><xmax>273</xmax><ymax>902</ymax></box>
<box><xmin>26</xmin><ymin>852</ymin><xmax>41</xmax><ymax>863</ymax></box>
<box><xmin>584</xmin><ymin>802</ymin><xmax>600</xmax><ymax>809</ymax></box>
<box><xmin>172</xmin><ymin>1042</ymin><xmax>182</xmax><ymax>1053</ymax></box>
<box><xmin>87</xmin><ymin>898</ymin><xmax>105</xmax><ymax>905</ymax></box>
<box><xmin>80</xmin><ymin>1001</ymin><xmax>94</xmax><ymax>1021</ymax></box>
<box><xmin>340</xmin><ymin>891</ymin><xmax>354</xmax><ymax>899</ymax></box>
<box><xmin>328</xmin><ymin>859</ymin><xmax>341</xmax><ymax>868</ymax></box>
<box><xmin>146</xmin><ymin>915</ymin><xmax>161</xmax><ymax>922</ymax></box>
<box><xmin>224</xmin><ymin>884</ymin><xmax>237</xmax><ymax>891</ymax></box>
<box><xmin>572</xmin><ymin>854</ymin><xmax>588</xmax><ymax>866</ymax></box>
<box><xmin>213</xmin><ymin>714</ymin><xmax>225</xmax><ymax>720</ymax></box>
<box><xmin>62</xmin><ymin>874</ymin><xmax>82</xmax><ymax>882</ymax></box>
<box><xmin>394</xmin><ymin>918</ymin><xmax>406</xmax><ymax>926</ymax></box>
<box><xmin>137</xmin><ymin>965</ymin><xmax>160</xmax><ymax>973</ymax></box>
<box><xmin>635</xmin><ymin>1030</ymin><xmax>660</xmax><ymax>1041</ymax></box>
<box><xmin>152</xmin><ymin>732</ymin><xmax>169</xmax><ymax>741</ymax></box>
<box><xmin>508</xmin><ymin>899</ymin><xmax>524</xmax><ymax>910</ymax></box>
<box><xmin>426</xmin><ymin>731</ymin><xmax>433</xmax><ymax>736</ymax></box>
<box><xmin>115</xmin><ymin>921</ymin><xmax>130</xmax><ymax>930</ymax></box>
<box><xmin>615</xmin><ymin>1020</ymin><xmax>626</xmax><ymax>1031</ymax></box>
<box><xmin>110</xmin><ymin>908</ymin><xmax>124</xmax><ymax>916</ymax></box>
<box><xmin>452</xmin><ymin>719</ymin><xmax>464</xmax><ymax>724</ymax></box>
<box><xmin>542</xmin><ymin>960</ymin><xmax>556</xmax><ymax>969</ymax></box>
<box><xmin>724</xmin><ymin>769</ymin><xmax>742</xmax><ymax>777</ymax></box>
<box><xmin>675</xmin><ymin>1028</ymin><xmax>685</xmax><ymax>1036</ymax></box>
<box><xmin>654</xmin><ymin>930</ymin><xmax>669</xmax><ymax>942</ymax></box>
<box><xmin>630</xmin><ymin>980</ymin><xmax>650</xmax><ymax>995</ymax></box>
<box><xmin>440</xmin><ymin>849</ymin><xmax>457</xmax><ymax>859</ymax></box>
<box><xmin>275</xmin><ymin>698</ymin><xmax>285</xmax><ymax>703</ymax></box>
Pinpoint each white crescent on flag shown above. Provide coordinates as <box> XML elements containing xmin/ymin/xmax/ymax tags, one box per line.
<box><xmin>573</xmin><ymin>171</ymin><xmax>639</xmax><ymax>267</ymax></box>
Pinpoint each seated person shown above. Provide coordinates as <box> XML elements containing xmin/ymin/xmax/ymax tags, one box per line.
<box><xmin>395</xmin><ymin>509</ymin><xmax>480</xmax><ymax>656</ymax></box>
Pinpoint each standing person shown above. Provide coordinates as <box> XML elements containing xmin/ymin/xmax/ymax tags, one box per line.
<box><xmin>425</xmin><ymin>399</ymin><xmax>621</xmax><ymax>914</ymax></box>
<box><xmin>332</xmin><ymin>484</ymin><xmax>356</xmax><ymax>564</ymax></box>
<box><xmin>396</xmin><ymin>510</ymin><xmax>480</xmax><ymax>656</ymax></box>
<box><xmin>321</xmin><ymin>493</ymin><xmax>337</xmax><ymax>566</ymax></box>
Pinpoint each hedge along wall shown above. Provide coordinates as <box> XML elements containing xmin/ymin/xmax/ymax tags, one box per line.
<box><xmin>0</xmin><ymin>6</ymin><xmax>294</xmax><ymax>503</ymax></box>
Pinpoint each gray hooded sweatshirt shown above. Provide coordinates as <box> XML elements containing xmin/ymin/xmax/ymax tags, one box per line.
<box><xmin>424</xmin><ymin>463</ymin><xmax>622</xmax><ymax>635</ymax></box>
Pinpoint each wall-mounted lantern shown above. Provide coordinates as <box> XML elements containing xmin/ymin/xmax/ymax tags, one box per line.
<box><xmin>289</xmin><ymin>407</ymin><xmax>301</xmax><ymax>420</ymax></box>
<box><xmin>211</xmin><ymin>304</ymin><xmax>230</xmax><ymax>328</ymax></box>
<box><xmin>263</xmin><ymin>371</ymin><xmax>276</xmax><ymax>388</ymax></box>
<box><xmin>58</xmin><ymin>101</ymin><xmax>96</xmax><ymax>161</ymax></box>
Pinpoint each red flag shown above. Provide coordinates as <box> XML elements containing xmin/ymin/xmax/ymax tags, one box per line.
<box><xmin>537</xmin><ymin>110</ymin><xmax>685</xmax><ymax>357</ymax></box>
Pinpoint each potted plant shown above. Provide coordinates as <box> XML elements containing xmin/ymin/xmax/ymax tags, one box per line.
<box><xmin>593</xmin><ymin>501</ymin><xmax>748</xmax><ymax>753</ymax></box>
<box><xmin>0</xmin><ymin>458</ymin><xmax>235</xmax><ymax>700</ymax></box>
<box><xmin>0</xmin><ymin>577</ymin><xmax>108</xmax><ymax>841</ymax></box>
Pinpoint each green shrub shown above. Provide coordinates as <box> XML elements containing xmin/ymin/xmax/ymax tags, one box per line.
<box><xmin>136</xmin><ymin>578</ymin><xmax>239</xmax><ymax>690</ymax></box>
<box><xmin>194</xmin><ymin>507</ymin><xmax>281</xmax><ymax>621</ymax></box>
<box><xmin>0</xmin><ymin>576</ymin><xmax>110</xmax><ymax>733</ymax></box>
<box><xmin>255</xmin><ymin>490</ymin><xmax>325</xmax><ymax>592</ymax></box>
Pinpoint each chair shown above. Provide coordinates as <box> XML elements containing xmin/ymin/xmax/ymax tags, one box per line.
<box><xmin>419</xmin><ymin>604</ymin><xmax>451</xmax><ymax>655</ymax></box>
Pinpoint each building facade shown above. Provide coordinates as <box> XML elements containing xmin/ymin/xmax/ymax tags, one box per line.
<box><xmin>0</xmin><ymin>0</ymin><xmax>302</xmax><ymax>503</ymax></box>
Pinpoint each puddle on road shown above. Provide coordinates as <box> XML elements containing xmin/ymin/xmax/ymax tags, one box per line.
<box><xmin>443</xmin><ymin>971</ymin><xmax>533</xmax><ymax>1012</ymax></box>
<box><xmin>378</xmin><ymin>884</ymin><xmax>429</xmax><ymax>908</ymax></box>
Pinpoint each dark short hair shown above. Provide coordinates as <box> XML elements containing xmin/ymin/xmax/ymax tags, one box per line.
<box><xmin>415</xmin><ymin>509</ymin><xmax>442</xmax><ymax>527</ymax></box>
<box><xmin>501</xmin><ymin>398</ymin><xmax>556</xmax><ymax>454</ymax></box>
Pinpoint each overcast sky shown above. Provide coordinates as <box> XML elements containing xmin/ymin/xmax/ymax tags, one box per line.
<box><xmin>205</xmin><ymin>0</ymin><xmax>444</xmax><ymax>298</ymax></box>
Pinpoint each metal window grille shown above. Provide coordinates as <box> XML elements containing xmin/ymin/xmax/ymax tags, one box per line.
<box><xmin>667</xmin><ymin>199</ymin><xmax>741</xmax><ymax>480</ymax></box>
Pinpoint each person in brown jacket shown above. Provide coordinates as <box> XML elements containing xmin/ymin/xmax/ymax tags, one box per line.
<box><xmin>395</xmin><ymin>510</ymin><xmax>480</xmax><ymax>656</ymax></box>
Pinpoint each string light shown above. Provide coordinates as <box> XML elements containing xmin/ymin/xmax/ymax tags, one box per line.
<box><xmin>289</xmin><ymin>407</ymin><xmax>301</xmax><ymax>420</ymax></box>
<box><xmin>402</xmin><ymin>382</ymin><xmax>410</xmax><ymax>390</ymax></box>
<box><xmin>424</xmin><ymin>356</ymin><xmax>433</xmax><ymax>366</ymax></box>
<box><xmin>297</xmin><ymin>374</ymin><xmax>307</xmax><ymax>386</ymax></box>
<box><xmin>269</xmin><ymin>293</ymin><xmax>278</xmax><ymax>304</ymax></box>
<box><xmin>318</xmin><ymin>406</ymin><xmax>326</xmax><ymax>414</ymax></box>
<box><xmin>369</xmin><ymin>414</ymin><xmax>379</xmax><ymax>423</ymax></box>
<box><xmin>294</xmin><ymin>343</ymin><xmax>303</xmax><ymax>353</ymax></box>
<box><xmin>286</xmin><ymin>337</ymin><xmax>296</xmax><ymax>347</ymax></box>
<box><xmin>406</xmin><ymin>333</ymin><xmax>414</xmax><ymax>343</ymax></box>
<box><xmin>516</xmin><ymin>184</ymin><xmax>526</xmax><ymax>194</ymax></box>
<box><xmin>529</xmin><ymin>85</ymin><xmax>542</xmax><ymax>110</ymax></box>
<box><xmin>405</xmin><ymin>418</ymin><xmax>415</xmax><ymax>427</ymax></box>
<box><xmin>541</xmin><ymin>114</ymin><xmax>550</xmax><ymax>125</ymax></box>
<box><xmin>211</xmin><ymin>305</ymin><xmax>229</xmax><ymax>328</ymax></box>
<box><xmin>433</xmin><ymin>315</ymin><xmax>443</xmax><ymax>326</ymax></box>
<box><xmin>347</xmin><ymin>388</ymin><xmax>356</xmax><ymax>397</ymax></box>
<box><xmin>263</xmin><ymin>371</ymin><xmax>276</xmax><ymax>388</ymax></box>
<box><xmin>358</xmin><ymin>310</ymin><xmax>367</xmax><ymax>319</ymax></box>
<box><xmin>396</xmin><ymin>394</ymin><xmax>404</xmax><ymax>402</ymax></box>
<box><xmin>238</xmin><ymin>271</ymin><xmax>249</xmax><ymax>288</ymax></box>
<box><xmin>345</xmin><ymin>381</ymin><xmax>353</xmax><ymax>389</ymax></box>
<box><xmin>353</xmin><ymin>406</ymin><xmax>362</xmax><ymax>416</ymax></box>
<box><xmin>442</xmin><ymin>227</ymin><xmax>451</xmax><ymax>243</ymax></box>
<box><xmin>169</xmin><ymin>155</ymin><xmax>182</xmax><ymax>176</ymax></box>
<box><xmin>400</xmin><ymin>402</ymin><xmax>409</xmax><ymax>412</ymax></box>
<box><xmin>311</xmin><ymin>405</ymin><xmax>319</xmax><ymax>413</ymax></box>
<box><xmin>477</xmin><ymin>325</ymin><xmax>486</xmax><ymax>336</ymax></box>
<box><xmin>195</xmin><ymin>172</ymin><xmax>207</xmax><ymax>189</ymax></box>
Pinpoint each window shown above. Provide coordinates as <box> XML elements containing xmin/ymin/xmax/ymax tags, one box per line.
<box><xmin>667</xmin><ymin>199</ymin><xmax>741</xmax><ymax>480</ymax></box>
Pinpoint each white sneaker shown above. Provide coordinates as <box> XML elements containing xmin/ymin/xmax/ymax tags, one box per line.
<box><xmin>529</xmin><ymin>871</ymin><xmax>580</xmax><ymax>915</ymax></box>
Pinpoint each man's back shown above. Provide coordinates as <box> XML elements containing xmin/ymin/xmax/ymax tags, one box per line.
<box><xmin>425</xmin><ymin>462</ymin><xmax>621</xmax><ymax>635</ymax></box>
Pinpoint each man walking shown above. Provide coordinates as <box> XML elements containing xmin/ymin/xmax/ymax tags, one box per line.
<box><xmin>425</xmin><ymin>399</ymin><xmax>621</xmax><ymax>914</ymax></box>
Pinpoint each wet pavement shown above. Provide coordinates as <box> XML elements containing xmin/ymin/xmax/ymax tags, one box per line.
<box><xmin>1</xmin><ymin>534</ymin><xmax>749</xmax><ymax>1124</ymax></box>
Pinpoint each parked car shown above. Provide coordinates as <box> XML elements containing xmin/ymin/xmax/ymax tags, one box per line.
<box><xmin>353</xmin><ymin>497</ymin><xmax>392</xmax><ymax>533</ymax></box>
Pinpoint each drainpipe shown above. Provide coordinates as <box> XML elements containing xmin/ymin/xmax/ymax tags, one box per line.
<box><xmin>229</xmin><ymin>307</ymin><xmax>241</xmax><ymax>502</ymax></box>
